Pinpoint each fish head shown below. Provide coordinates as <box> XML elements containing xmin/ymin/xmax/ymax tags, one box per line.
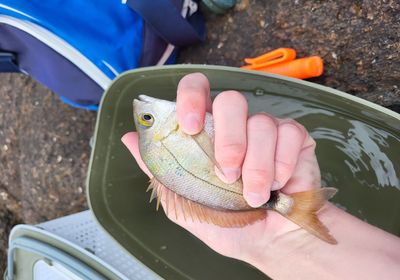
<box><xmin>133</xmin><ymin>95</ymin><xmax>177</xmax><ymax>141</ymax></box>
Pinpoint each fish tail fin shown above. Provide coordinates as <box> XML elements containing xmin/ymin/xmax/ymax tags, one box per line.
<box><xmin>279</xmin><ymin>188</ymin><xmax>338</xmax><ymax>244</ymax></box>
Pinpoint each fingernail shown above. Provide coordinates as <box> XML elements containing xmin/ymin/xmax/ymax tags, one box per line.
<box><xmin>183</xmin><ymin>113</ymin><xmax>201</xmax><ymax>134</ymax></box>
<box><xmin>246</xmin><ymin>192</ymin><xmax>266</xmax><ymax>208</ymax></box>
<box><xmin>215</xmin><ymin>167</ymin><xmax>241</xmax><ymax>184</ymax></box>
<box><xmin>271</xmin><ymin>180</ymin><xmax>281</xmax><ymax>191</ymax></box>
<box><xmin>222</xmin><ymin>167</ymin><xmax>241</xmax><ymax>183</ymax></box>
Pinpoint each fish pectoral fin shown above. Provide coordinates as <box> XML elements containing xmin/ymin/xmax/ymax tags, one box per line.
<box><xmin>191</xmin><ymin>130</ymin><xmax>224</xmax><ymax>175</ymax></box>
<box><xmin>148</xmin><ymin>177</ymin><xmax>266</xmax><ymax>228</ymax></box>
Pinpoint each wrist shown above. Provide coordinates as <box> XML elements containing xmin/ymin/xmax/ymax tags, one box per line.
<box><xmin>242</xmin><ymin>203</ymin><xmax>339</xmax><ymax>278</ymax></box>
<box><xmin>241</xmin><ymin>203</ymin><xmax>400</xmax><ymax>279</ymax></box>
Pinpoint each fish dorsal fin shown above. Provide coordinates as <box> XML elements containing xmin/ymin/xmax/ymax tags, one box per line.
<box><xmin>147</xmin><ymin>178</ymin><xmax>266</xmax><ymax>228</ymax></box>
<box><xmin>191</xmin><ymin>130</ymin><xmax>225</xmax><ymax>176</ymax></box>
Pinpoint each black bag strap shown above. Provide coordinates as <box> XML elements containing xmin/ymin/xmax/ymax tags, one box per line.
<box><xmin>0</xmin><ymin>52</ymin><xmax>20</xmax><ymax>72</ymax></box>
<box><xmin>126</xmin><ymin>0</ymin><xmax>205</xmax><ymax>47</ymax></box>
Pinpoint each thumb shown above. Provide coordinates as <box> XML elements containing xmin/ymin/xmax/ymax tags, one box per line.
<box><xmin>121</xmin><ymin>132</ymin><xmax>153</xmax><ymax>178</ymax></box>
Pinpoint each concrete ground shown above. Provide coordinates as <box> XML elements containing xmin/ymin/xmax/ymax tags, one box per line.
<box><xmin>0</xmin><ymin>0</ymin><xmax>399</xmax><ymax>273</ymax></box>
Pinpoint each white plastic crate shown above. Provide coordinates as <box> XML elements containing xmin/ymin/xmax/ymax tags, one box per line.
<box><xmin>7</xmin><ymin>211</ymin><xmax>162</xmax><ymax>280</ymax></box>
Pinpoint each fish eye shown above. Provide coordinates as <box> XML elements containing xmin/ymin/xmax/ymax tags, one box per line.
<box><xmin>138</xmin><ymin>113</ymin><xmax>154</xmax><ymax>127</ymax></box>
<box><xmin>143</xmin><ymin>114</ymin><xmax>152</xmax><ymax>121</ymax></box>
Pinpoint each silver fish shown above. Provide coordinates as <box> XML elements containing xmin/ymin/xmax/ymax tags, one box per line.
<box><xmin>133</xmin><ymin>95</ymin><xmax>337</xmax><ymax>244</ymax></box>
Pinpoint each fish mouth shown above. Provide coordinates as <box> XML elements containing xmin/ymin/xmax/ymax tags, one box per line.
<box><xmin>133</xmin><ymin>95</ymin><xmax>156</xmax><ymax>114</ymax></box>
<box><xmin>137</xmin><ymin>95</ymin><xmax>157</xmax><ymax>103</ymax></box>
<box><xmin>133</xmin><ymin>95</ymin><xmax>152</xmax><ymax>109</ymax></box>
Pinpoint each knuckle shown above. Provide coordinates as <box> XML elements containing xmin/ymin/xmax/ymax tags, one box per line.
<box><xmin>178</xmin><ymin>74</ymin><xmax>210</xmax><ymax>99</ymax></box>
<box><xmin>306</xmin><ymin>136</ymin><xmax>317</xmax><ymax>148</ymax></box>
<box><xmin>214</xmin><ymin>90</ymin><xmax>246</xmax><ymax>105</ymax></box>
<box><xmin>275</xmin><ymin>160</ymin><xmax>295</xmax><ymax>175</ymax></box>
<box><xmin>181</xmin><ymin>72</ymin><xmax>209</xmax><ymax>85</ymax></box>
<box><xmin>243</xmin><ymin>168</ymin><xmax>270</xmax><ymax>187</ymax></box>
<box><xmin>274</xmin><ymin>169</ymin><xmax>290</xmax><ymax>186</ymax></box>
<box><xmin>279</xmin><ymin>120</ymin><xmax>307</xmax><ymax>140</ymax></box>
<box><xmin>216</xmin><ymin>142</ymin><xmax>246</xmax><ymax>164</ymax></box>
<box><xmin>248</xmin><ymin>114</ymin><xmax>277</xmax><ymax>132</ymax></box>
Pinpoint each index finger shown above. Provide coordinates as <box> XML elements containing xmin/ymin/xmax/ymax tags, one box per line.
<box><xmin>177</xmin><ymin>73</ymin><xmax>212</xmax><ymax>135</ymax></box>
<box><xmin>121</xmin><ymin>132</ymin><xmax>153</xmax><ymax>178</ymax></box>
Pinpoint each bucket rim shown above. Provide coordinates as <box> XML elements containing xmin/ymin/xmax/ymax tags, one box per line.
<box><xmin>100</xmin><ymin>64</ymin><xmax>399</xmax><ymax>120</ymax></box>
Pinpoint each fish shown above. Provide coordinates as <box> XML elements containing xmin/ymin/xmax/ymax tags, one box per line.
<box><xmin>133</xmin><ymin>95</ymin><xmax>338</xmax><ymax>244</ymax></box>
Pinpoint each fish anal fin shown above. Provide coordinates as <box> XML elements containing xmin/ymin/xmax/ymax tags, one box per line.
<box><xmin>156</xmin><ymin>187</ymin><xmax>162</xmax><ymax>211</ymax></box>
<box><xmin>149</xmin><ymin>177</ymin><xmax>266</xmax><ymax>228</ymax></box>
<box><xmin>149</xmin><ymin>187</ymin><xmax>157</xmax><ymax>203</ymax></box>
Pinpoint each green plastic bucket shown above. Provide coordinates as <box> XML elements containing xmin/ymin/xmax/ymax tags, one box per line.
<box><xmin>87</xmin><ymin>65</ymin><xmax>400</xmax><ymax>279</ymax></box>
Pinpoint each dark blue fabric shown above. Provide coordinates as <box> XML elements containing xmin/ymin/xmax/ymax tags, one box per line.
<box><xmin>139</xmin><ymin>20</ymin><xmax>169</xmax><ymax>66</ymax></box>
<box><xmin>127</xmin><ymin>0</ymin><xmax>205</xmax><ymax>47</ymax></box>
<box><xmin>0</xmin><ymin>24</ymin><xmax>103</xmax><ymax>107</ymax></box>
<box><xmin>0</xmin><ymin>0</ymin><xmax>204</xmax><ymax>109</ymax></box>
<box><xmin>0</xmin><ymin>0</ymin><xmax>144</xmax><ymax>79</ymax></box>
<box><xmin>136</xmin><ymin>0</ymin><xmax>198</xmax><ymax>66</ymax></box>
<box><xmin>0</xmin><ymin>52</ymin><xmax>20</xmax><ymax>72</ymax></box>
<box><xmin>165</xmin><ymin>49</ymin><xmax>179</xmax><ymax>65</ymax></box>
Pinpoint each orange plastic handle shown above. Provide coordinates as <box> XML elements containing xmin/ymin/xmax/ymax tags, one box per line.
<box><xmin>254</xmin><ymin>56</ymin><xmax>324</xmax><ymax>79</ymax></box>
<box><xmin>242</xmin><ymin>48</ymin><xmax>296</xmax><ymax>70</ymax></box>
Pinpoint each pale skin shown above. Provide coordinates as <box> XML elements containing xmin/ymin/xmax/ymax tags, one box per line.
<box><xmin>122</xmin><ymin>73</ymin><xmax>400</xmax><ymax>279</ymax></box>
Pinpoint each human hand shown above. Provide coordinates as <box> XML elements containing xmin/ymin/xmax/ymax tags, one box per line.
<box><xmin>122</xmin><ymin>73</ymin><xmax>322</xmax><ymax>265</ymax></box>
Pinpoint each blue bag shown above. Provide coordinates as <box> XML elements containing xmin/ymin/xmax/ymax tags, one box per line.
<box><xmin>0</xmin><ymin>0</ymin><xmax>205</xmax><ymax>109</ymax></box>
